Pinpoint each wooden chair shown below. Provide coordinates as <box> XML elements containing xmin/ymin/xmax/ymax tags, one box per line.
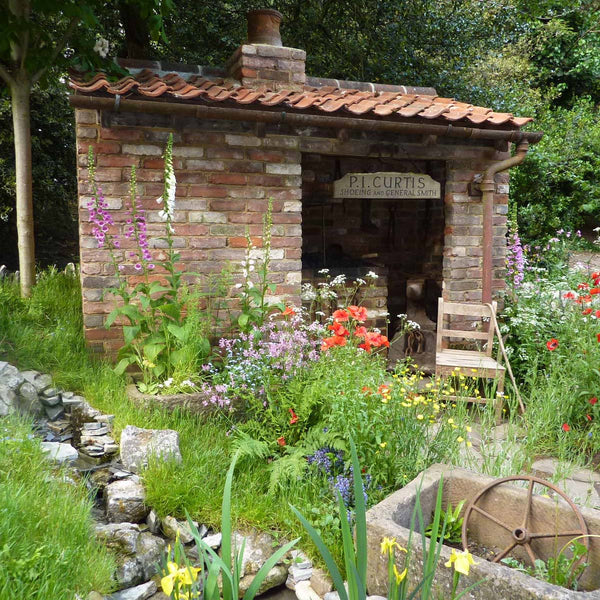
<box><xmin>435</xmin><ymin>298</ymin><xmax>506</xmax><ymax>423</ymax></box>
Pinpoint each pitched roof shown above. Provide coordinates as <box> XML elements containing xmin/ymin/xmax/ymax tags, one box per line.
<box><xmin>69</xmin><ymin>67</ymin><xmax>533</xmax><ymax>129</ymax></box>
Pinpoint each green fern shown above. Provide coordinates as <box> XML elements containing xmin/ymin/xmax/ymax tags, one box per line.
<box><xmin>230</xmin><ymin>430</ymin><xmax>270</xmax><ymax>462</ymax></box>
<box><xmin>268</xmin><ymin>452</ymin><xmax>308</xmax><ymax>494</ymax></box>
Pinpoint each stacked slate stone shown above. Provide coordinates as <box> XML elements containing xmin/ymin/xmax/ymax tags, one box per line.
<box><xmin>1</xmin><ymin>360</ymin><xmax>337</xmax><ymax>600</ymax></box>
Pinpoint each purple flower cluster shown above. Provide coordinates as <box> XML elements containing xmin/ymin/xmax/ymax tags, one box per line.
<box><xmin>125</xmin><ymin>196</ymin><xmax>154</xmax><ymax>270</ymax></box>
<box><xmin>506</xmin><ymin>229</ymin><xmax>525</xmax><ymax>288</ymax></box>
<box><xmin>203</xmin><ymin>314</ymin><xmax>325</xmax><ymax>406</ymax></box>
<box><xmin>307</xmin><ymin>446</ymin><xmax>344</xmax><ymax>474</ymax></box>
<box><xmin>87</xmin><ymin>186</ymin><xmax>116</xmax><ymax>249</ymax></box>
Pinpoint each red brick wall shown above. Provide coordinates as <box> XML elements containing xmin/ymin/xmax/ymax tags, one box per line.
<box><xmin>75</xmin><ymin>107</ymin><xmax>509</xmax><ymax>354</ymax></box>
<box><xmin>76</xmin><ymin>108</ymin><xmax>302</xmax><ymax>353</ymax></box>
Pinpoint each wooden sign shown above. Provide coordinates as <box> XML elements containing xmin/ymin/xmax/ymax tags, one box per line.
<box><xmin>333</xmin><ymin>172</ymin><xmax>440</xmax><ymax>199</ymax></box>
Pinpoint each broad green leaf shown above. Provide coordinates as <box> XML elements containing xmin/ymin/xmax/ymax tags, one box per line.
<box><xmin>143</xmin><ymin>343</ymin><xmax>164</xmax><ymax>361</ymax></box>
<box><xmin>113</xmin><ymin>356</ymin><xmax>134</xmax><ymax>376</ymax></box>
<box><xmin>167</xmin><ymin>322</ymin><xmax>188</xmax><ymax>342</ymax></box>
<box><xmin>238</xmin><ymin>313</ymin><xmax>250</xmax><ymax>328</ymax></box>
<box><xmin>123</xmin><ymin>325</ymin><xmax>140</xmax><ymax>344</ymax></box>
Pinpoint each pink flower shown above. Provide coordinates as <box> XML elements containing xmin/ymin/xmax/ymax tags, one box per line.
<box><xmin>134</xmin><ymin>263</ymin><xmax>142</xmax><ymax>271</ymax></box>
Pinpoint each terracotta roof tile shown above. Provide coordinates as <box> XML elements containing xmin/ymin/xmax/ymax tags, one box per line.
<box><xmin>69</xmin><ymin>69</ymin><xmax>533</xmax><ymax>129</ymax></box>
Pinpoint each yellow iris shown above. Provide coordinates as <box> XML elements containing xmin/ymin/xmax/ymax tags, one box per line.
<box><xmin>161</xmin><ymin>561</ymin><xmax>201</xmax><ymax>596</ymax></box>
<box><xmin>380</xmin><ymin>537</ymin><xmax>407</xmax><ymax>555</ymax></box>
<box><xmin>393</xmin><ymin>564</ymin><xmax>408</xmax><ymax>584</ymax></box>
<box><xmin>445</xmin><ymin>549</ymin><xmax>477</xmax><ymax>576</ymax></box>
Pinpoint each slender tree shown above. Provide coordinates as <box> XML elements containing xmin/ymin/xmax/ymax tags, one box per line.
<box><xmin>0</xmin><ymin>0</ymin><xmax>171</xmax><ymax>296</ymax></box>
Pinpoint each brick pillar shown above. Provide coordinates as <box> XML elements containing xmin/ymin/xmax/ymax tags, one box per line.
<box><xmin>226</xmin><ymin>44</ymin><xmax>306</xmax><ymax>91</ymax></box>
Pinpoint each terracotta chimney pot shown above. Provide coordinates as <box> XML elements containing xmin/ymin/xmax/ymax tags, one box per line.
<box><xmin>247</xmin><ymin>9</ymin><xmax>283</xmax><ymax>46</ymax></box>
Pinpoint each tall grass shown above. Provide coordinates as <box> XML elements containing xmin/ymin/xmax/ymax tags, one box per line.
<box><xmin>0</xmin><ymin>416</ymin><xmax>115</xmax><ymax>599</ymax></box>
<box><xmin>0</xmin><ymin>271</ymin><xmax>334</xmax><ymax>558</ymax></box>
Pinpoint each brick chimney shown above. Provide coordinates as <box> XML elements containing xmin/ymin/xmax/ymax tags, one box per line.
<box><xmin>226</xmin><ymin>9</ymin><xmax>306</xmax><ymax>91</ymax></box>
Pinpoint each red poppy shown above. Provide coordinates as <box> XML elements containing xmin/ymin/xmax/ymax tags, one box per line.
<box><xmin>586</xmin><ymin>414</ymin><xmax>593</xmax><ymax>421</ymax></box>
<box><xmin>361</xmin><ymin>386</ymin><xmax>372</xmax><ymax>395</ymax></box>
<box><xmin>595</xmin><ymin>310</ymin><xmax>600</xmax><ymax>319</ymax></box>
<box><xmin>277</xmin><ymin>436</ymin><xmax>286</xmax><ymax>446</ymax></box>
<box><xmin>597</xmin><ymin>333</ymin><xmax>600</xmax><ymax>343</ymax></box>
<box><xmin>564</xmin><ymin>291</ymin><xmax>576</xmax><ymax>300</ymax></box>
<box><xmin>328</xmin><ymin>321</ymin><xmax>349</xmax><ymax>337</ymax></box>
<box><xmin>332</xmin><ymin>309</ymin><xmax>349</xmax><ymax>322</ymax></box>
<box><xmin>282</xmin><ymin>306</ymin><xmax>296</xmax><ymax>317</ymax></box>
<box><xmin>562</xmin><ymin>423</ymin><xmax>571</xmax><ymax>432</ymax></box>
<box><xmin>320</xmin><ymin>335</ymin><xmax>348</xmax><ymax>351</ymax></box>
<box><xmin>289</xmin><ymin>408</ymin><xmax>298</xmax><ymax>424</ymax></box>
<box><xmin>582</xmin><ymin>294</ymin><xmax>592</xmax><ymax>303</ymax></box>
<box><xmin>591</xmin><ymin>288</ymin><xmax>600</xmax><ymax>295</ymax></box>
<box><xmin>578</xmin><ymin>282</ymin><xmax>590</xmax><ymax>290</ymax></box>
<box><xmin>354</xmin><ymin>326</ymin><xmax>368</xmax><ymax>338</ymax></box>
<box><xmin>592</xmin><ymin>272</ymin><xmax>600</xmax><ymax>280</ymax></box>
<box><xmin>583</xmin><ymin>308</ymin><xmax>592</xmax><ymax>315</ymax></box>
<box><xmin>378</xmin><ymin>384</ymin><xmax>391</xmax><ymax>395</ymax></box>
<box><xmin>348</xmin><ymin>305</ymin><xmax>368</xmax><ymax>323</ymax></box>
<box><xmin>546</xmin><ymin>338</ymin><xmax>559</xmax><ymax>351</ymax></box>
<box><xmin>590</xmin><ymin>397</ymin><xmax>598</xmax><ymax>405</ymax></box>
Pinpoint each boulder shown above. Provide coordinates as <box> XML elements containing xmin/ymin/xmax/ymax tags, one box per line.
<box><xmin>0</xmin><ymin>384</ymin><xmax>17</xmax><ymax>416</ymax></box>
<box><xmin>232</xmin><ymin>530</ymin><xmax>291</xmax><ymax>597</ymax></box>
<box><xmin>21</xmin><ymin>370</ymin><xmax>52</xmax><ymax>392</ymax></box>
<box><xmin>95</xmin><ymin>523</ymin><xmax>141</xmax><ymax>555</ymax></box>
<box><xmin>136</xmin><ymin>532</ymin><xmax>166</xmax><ymax>581</ymax></box>
<box><xmin>96</xmin><ymin>523</ymin><xmax>165</xmax><ymax>589</ymax></box>
<box><xmin>105</xmin><ymin>479</ymin><xmax>149</xmax><ymax>523</ymax></box>
<box><xmin>239</xmin><ymin>564</ymin><xmax>288</xmax><ymax>597</ymax></box>
<box><xmin>0</xmin><ymin>364</ymin><xmax>24</xmax><ymax>390</ymax></box>
<box><xmin>120</xmin><ymin>425</ymin><xmax>182</xmax><ymax>473</ymax></box>
<box><xmin>161</xmin><ymin>515</ymin><xmax>197</xmax><ymax>544</ymax></box>
<box><xmin>41</xmin><ymin>441</ymin><xmax>79</xmax><ymax>464</ymax></box>
<box><xmin>17</xmin><ymin>381</ymin><xmax>43</xmax><ymax>415</ymax></box>
<box><xmin>108</xmin><ymin>581</ymin><xmax>157</xmax><ymax>600</ymax></box>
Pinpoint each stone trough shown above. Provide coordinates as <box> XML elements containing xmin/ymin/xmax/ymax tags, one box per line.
<box><xmin>366</xmin><ymin>464</ymin><xmax>600</xmax><ymax>600</ymax></box>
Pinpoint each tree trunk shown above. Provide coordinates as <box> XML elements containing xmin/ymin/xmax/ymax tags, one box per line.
<box><xmin>11</xmin><ymin>74</ymin><xmax>35</xmax><ymax>297</ymax></box>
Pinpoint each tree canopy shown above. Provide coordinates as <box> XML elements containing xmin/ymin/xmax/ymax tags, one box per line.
<box><xmin>0</xmin><ymin>0</ymin><xmax>599</xmax><ymax>271</ymax></box>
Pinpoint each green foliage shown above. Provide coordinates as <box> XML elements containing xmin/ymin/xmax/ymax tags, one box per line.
<box><xmin>501</xmin><ymin>268</ymin><xmax>600</xmax><ymax>460</ymax></box>
<box><xmin>0</xmin><ymin>87</ymin><xmax>78</xmax><ymax>269</ymax></box>
<box><xmin>0</xmin><ymin>416</ymin><xmax>115</xmax><ymax>599</ymax></box>
<box><xmin>236</xmin><ymin>198</ymin><xmax>284</xmax><ymax>332</ymax></box>
<box><xmin>501</xmin><ymin>540</ymin><xmax>589</xmax><ymax>590</ymax></box>
<box><xmin>425</xmin><ymin>500</ymin><xmax>465</xmax><ymax>545</ymax></box>
<box><xmin>87</xmin><ymin>136</ymin><xmax>215</xmax><ymax>384</ymax></box>
<box><xmin>512</xmin><ymin>98</ymin><xmax>600</xmax><ymax>242</ymax></box>
<box><xmin>185</xmin><ymin>452</ymin><xmax>299</xmax><ymax>600</ymax></box>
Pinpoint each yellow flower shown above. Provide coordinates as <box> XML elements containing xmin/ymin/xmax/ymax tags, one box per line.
<box><xmin>457</xmin><ymin>436</ymin><xmax>464</xmax><ymax>443</ymax></box>
<box><xmin>380</xmin><ymin>537</ymin><xmax>407</xmax><ymax>555</ymax></box>
<box><xmin>161</xmin><ymin>562</ymin><xmax>201</xmax><ymax>596</ymax></box>
<box><xmin>380</xmin><ymin>442</ymin><xmax>387</xmax><ymax>448</ymax></box>
<box><xmin>416</xmin><ymin>414</ymin><xmax>424</xmax><ymax>420</ymax></box>
<box><xmin>466</xmin><ymin>441</ymin><xmax>472</xmax><ymax>447</ymax></box>
<box><xmin>142</xmin><ymin>358</ymin><xmax>156</xmax><ymax>369</ymax></box>
<box><xmin>393</xmin><ymin>564</ymin><xmax>408</xmax><ymax>584</ymax></box>
<box><xmin>465</xmin><ymin>426</ymin><xmax>472</xmax><ymax>432</ymax></box>
<box><xmin>445</xmin><ymin>549</ymin><xmax>477</xmax><ymax>576</ymax></box>
<box><xmin>447</xmin><ymin>418</ymin><xmax>454</xmax><ymax>424</ymax></box>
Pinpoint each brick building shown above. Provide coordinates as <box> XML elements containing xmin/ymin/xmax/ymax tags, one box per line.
<box><xmin>69</xmin><ymin>9</ymin><xmax>542</xmax><ymax>355</ymax></box>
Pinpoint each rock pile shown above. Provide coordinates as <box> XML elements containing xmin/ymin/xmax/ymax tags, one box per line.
<box><xmin>0</xmin><ymin>361</ymin><xmax>334</xmax><ymax>600</ymax></box>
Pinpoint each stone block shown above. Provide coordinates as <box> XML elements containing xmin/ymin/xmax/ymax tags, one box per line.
<box><xmin>105</xmin><ymin>479</ymin><xmax>149</xmax><ymax>523</ymax></box>
<box><xmin>119</xmin><ymin>425</ymin><xmax>182</xmax><ymax>473</ymax></box>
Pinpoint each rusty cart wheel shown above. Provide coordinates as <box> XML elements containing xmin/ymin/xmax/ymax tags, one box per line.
<box><xmin>461</xmin><ymin>475</ymin><xmax>589</xmax><ymax>569</ymax></box>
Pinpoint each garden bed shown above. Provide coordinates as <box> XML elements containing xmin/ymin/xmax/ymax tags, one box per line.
<box><xmin>366</xmin><ymin>464</ymin><xmax>600</xmax><ymax>599</ymax></box>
